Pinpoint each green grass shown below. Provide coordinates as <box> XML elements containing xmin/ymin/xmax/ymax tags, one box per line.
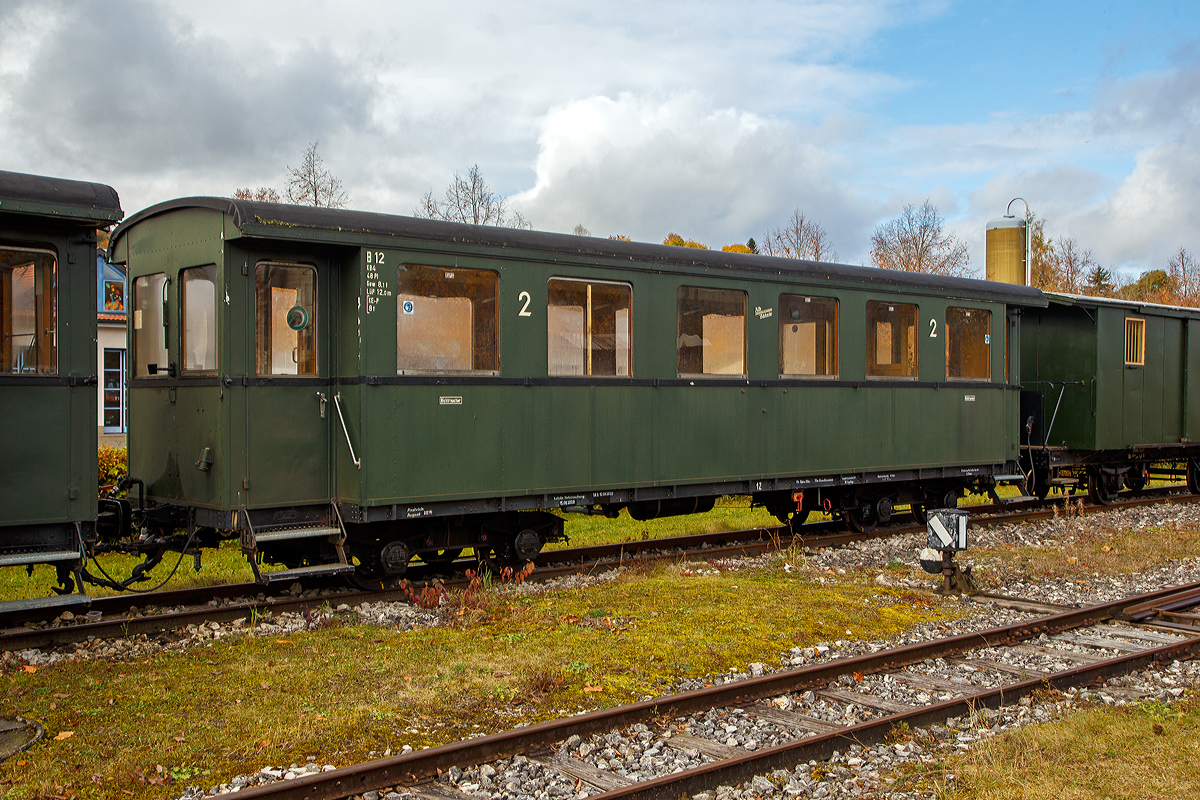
<box><xmin>0</xmin><ymin>559</ymin><xmax>960</xmax><ymax>798</ymax></box>
<box><xmin>932</xmin><ymin>697</ymin><xmax>1200</xmax><ymax>799</ymax></box>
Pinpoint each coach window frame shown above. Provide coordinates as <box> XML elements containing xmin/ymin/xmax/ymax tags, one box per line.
<box><xmin>180</xmin><ymin>264</ymin><xmax>219</xmax><ymax>375</ymax></box>
<box><xmin>865</xmin><ymin>300</ymin><xmax>918</xmax><ymax>379</ymax></box>
<box><xmin>1124</xmin><ymin>317</ymin><xmax>1145</xmax><ymax>367</ymax></box>
<box><xmin>396</xmin><ymin>263</ymin><xmax>500</xmax><ymax>375</ymax></box>
<box><xmin>131</xmin><ymin>272</ymin><xmax>170</xmax><ymax>378</ymax></box>
<box><xmin>255</xmin><ymin>261</ymin><xmax>318</xmax><ymax>377</ymax></box>
<box><xmin>676</xmin><ymin>285</ymin><xmax>747</xmax><ymax>378</ymax></box>
<box><xmin>547</xmin><ymin>277</ymin><xmax>633</xmax><ymax>377</ymax></box>
<box><xmin>0</xmin><ymin>244</ymin><xmax>58</xmax><ymax>376</ymax></box>
<box><xmin>778</xmin><ymin>293</ymin><xmax>838</xmax><ymax>378</ymax></box>
<box><xmin>944</xmin><ymin>306</ymin><xmax>992</xmax><ymax>381</ymax></box>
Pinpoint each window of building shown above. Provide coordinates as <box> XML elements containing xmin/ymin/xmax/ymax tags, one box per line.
<box><xmin>1</xmin><ymin>245</ymin><xmax>56</xmax><ymax>375</ymax></box>
<box><xmin>945</xmin><ymin>307</ymin><xmax>991</xmax><ymax>380</ymax></box>
<box><xmin>1125</xmin><ymin>317</ymin><xmax>1145</xmax><ymax>366</ymax></box>
<box><xmin>103</xmin><ymin>348</ymin><xmax>126</xmax><ymax>432</ymax></box>
<box><xmin>181</xmin><ymin>265</ymin><xmax>218</xmax><ymax>374</ymax></box>
<box><xmin>677</xmin><ymin>287</ymin><xmax>746</xmax><ymax>376</ymax></box>
<box><xmin>779</xmin><ymin>294</ymin><xmax>838</xmax><ymax>377</ymax></box>
<box><xmin>132</xmin><ymin>273</ymin><xmax>169</xmax><ymax>377</ymax></box>
<box><xmin>866</xmin><ymin>301</ymin><xmax>917</xmax><ymax>378</ymax></box>
<box><xmin>255</xmin><ymin>262</ymin><xmax>316</xmax><ymax>375</ymax></box>
<box><xmin>397</xmin><ymin>264</ymin><xmax>498</xmax><ymax>373</ymax></box>
<box><xmin>548</xmin><ymin>278</ymin><xmax>631</xmax><ymax>376</ymax></box>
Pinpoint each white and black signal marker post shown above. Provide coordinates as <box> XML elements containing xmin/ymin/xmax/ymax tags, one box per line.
<box><xmin>919</xmin><ymin>508</ymin><xmax>975</xmax><ymax>594</ymax></box>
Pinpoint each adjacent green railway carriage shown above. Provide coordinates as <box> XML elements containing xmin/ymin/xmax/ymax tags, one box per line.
<box><xmin>108</xmin><ymin>198</ymin><xmax>1045</xmax><ymax>584</ymax></box>
<box><xmin>0</xmin><ymin>170</ymin><xmax>123</xmax><ymax>601</ymax></box>
<box><xmin>1021</xmin><ymin>292</ymin><xmax>1200</xmax><ymax>502</ymax></box>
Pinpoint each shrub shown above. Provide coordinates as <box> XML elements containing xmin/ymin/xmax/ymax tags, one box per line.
<box><xmin>98</xmin><ymin>446</ymin><xmax>127</xmax><ymax>494</ymax></box>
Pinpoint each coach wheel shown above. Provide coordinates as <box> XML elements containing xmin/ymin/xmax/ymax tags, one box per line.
<box><xmin>1087</xmin><ymin>467</ymin><xmax>1117</xmax><ymax>505</ymax></box>
<box><xmin>421</xmin><ymin>548</ymin><xmax>463</xmax><ymax>564</ymax></box>
<box><xmin>845</xmin><ymin>505</ymin><xmax>877</xmax><ymax>534</ymax></box>
<box><xmin>1124</xmin><ymin>464</ymin><xmax>1147</xmax><ymax>494</ymax></box>
<box><xmin>773</xmin><ymin>507</ymin><xmax>811</xmax><ymax>528</ymax></box>
<box><xmin>910</xmin><ymin>504</ymin><xmax>928</xmax><ymax>525</ymax></box>
<box><xmin>1188</xmin><ymin>459</ymin><xmax>1200</xmax><ymax>495</ymax></box>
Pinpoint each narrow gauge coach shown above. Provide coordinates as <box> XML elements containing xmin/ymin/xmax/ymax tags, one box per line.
<box><xmin>106</xmin><ymin>199</ymin><xmax>1045</xmax><ymax>585</ymax></box>
<box><xmin>0</xmin><ymin>170</ymin><xmax>123</xmax><ymax>604</ymax></box>
<box><xmin>1021</xmin><ymin>292</ymin><xmax>1200</xmax><ymax>502</ymax></box>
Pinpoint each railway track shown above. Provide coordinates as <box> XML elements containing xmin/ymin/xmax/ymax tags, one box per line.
<box><xmin>216</xmin><ymin>581</ymin><xmax>1200</xmax><ymax>800</ymax></box>
<box><xmin>1</xmin><ymin>485</ymin><xmax>1193</xmax><ymax>653</ymax></box>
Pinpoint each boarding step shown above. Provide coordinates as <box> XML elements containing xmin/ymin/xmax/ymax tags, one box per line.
<box><xmin>254</xmin><ymin>526</ymin><xmax>342</xmax><ymax>544</ymax></box>
<box><xmin>258</xmin><ymin>564</ymin><xmax>354</xmax><ymax>583</ymax></box>
<box><xmin>0</xmin><ymin>593</ymin><xmax>91</xmax><ymax>616</ymax></box>
<box><xmin>0</xmin><ymin>550</ymin><xmax>82</xmax><ymax>568</ymax></box>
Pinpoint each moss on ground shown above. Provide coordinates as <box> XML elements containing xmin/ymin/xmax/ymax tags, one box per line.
<box><xmin>0</xmin><ymin>560</ymin><xmax>958</xmax><ymax>799</ymax></box>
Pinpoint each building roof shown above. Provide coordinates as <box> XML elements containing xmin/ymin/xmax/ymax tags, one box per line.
<box><xmin>111</xmin><ymin>197</ymin><xmax>1048</xmax><ymax>307</ymax></box>
<box><xmin>0</xmin><ymin>169</ymin><xmax>123</xmax><ymax>225</ymax></box>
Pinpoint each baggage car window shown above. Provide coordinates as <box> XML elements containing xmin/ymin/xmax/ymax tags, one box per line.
<box><xmin>779</xmin><ymin>294</ymin><xmax>837</xmax><ymax>377</ymax></box>
<box><xmin>255</xmin><ymin>263</ymin><xmax>316</xmax><ymax>376</ymax></box>
<box><xmin>866</xmin><ymin>301</ymin><xmax>917</xmax><ymax>379</ymax></box>
<box><xmin>1125</xmin><ymin>318</ymin><xmax>1145</xmax><ymax>366</ymax></box>
<box><xmin>945</xmin><ymin>307</ymin><xmax>991</xmax><ymax>380</ymax></box>
<box><xmin>132</xmin><ymin>272</ymin><xmax>169</xmax><ymax>377</ymax></box>
<box><xmin>1</xmin><ymin>246</ymin><xmax>56</xmax><ymax>375</ymax></box>
<box><xmin>548</xmin><ymin>278</ymin><xmax>631</xmax><ymax>376</ymax></box>
<box><xmin>677</xmin><ymin>286</ymin><xmax>746</xmax><ymax>376</ymax></box>
<box><xmin>397</xmin><ymin>264</ymin><xmax>498</xmax><ymax>374</ymax></box>
<box><xmin>181</xmin><ymin>265</ymin><xmax>218</xmax><ymax>374</ymax></box>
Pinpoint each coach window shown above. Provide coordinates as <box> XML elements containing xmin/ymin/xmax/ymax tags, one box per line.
<box><xmin>132</xmin><ymin>273</ymin><xmax>169</xmax><ymax>377</ymax></box>
<box><xmin>865</xmin><ymin>300</ymin><xmax>917</xmax><ymax>378</ymax></box>
<box><xmin>181</xmin><ymin>265</ymin><xmax>218</xmax><ymax>374</ymax></box>
<box><xmin>548</xmin><ymin>278</ymin><xmax>631</xmax><ymax>376</ymax></box>
<box><xmin>779</xmin><ymin>294</ymin><xmax>838</xmax><ymax>377</ymax></box>
<box><xmin>256</xmin><ymin>263</ymin><xmax>316</xmax><ymax>376</ymax></box>
<box><xmin>677</xmin><ymin>286</ymin><xmax>746</xmax><ymax>376</ymax></box>
<box><xmin>1125</xmin><ymin>318</ymin><xmax>1145</xmax><ymax>366</ymax></box>
<box><xmin>1</xmin><ymin>246</ymin><xmax>56</xmax><ymax>375</ymax></box>
<box><xmin>397</xmin><ymin>264</ymin><xmax>498</xmax><ymax>374</ymax></box>
<box><xmin>945</xmin><ymin>307</ymin><xmax>991</xmax><ymax>380</ymax></box>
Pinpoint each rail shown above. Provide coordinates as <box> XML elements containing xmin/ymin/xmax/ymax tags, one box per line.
<box><xmin>333</xmin><ymin>391</ymin><xmax>361</xmax><ymax>470</ymax></box>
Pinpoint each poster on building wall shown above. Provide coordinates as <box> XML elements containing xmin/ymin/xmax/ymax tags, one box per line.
<box><xmin>104</xmin><ymin>280</ymin><xmax>125</xmax><ymax>312</ymax></box>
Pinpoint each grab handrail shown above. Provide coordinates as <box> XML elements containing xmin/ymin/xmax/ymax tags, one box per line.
<box><xmin>333</xmin><ymin>391</ymin><xmax>361</xmax><ymax>470</ymax></box>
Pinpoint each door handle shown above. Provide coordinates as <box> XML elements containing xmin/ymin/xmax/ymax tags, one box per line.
<box><xmin>316</xmin><ymin>391</ymin><xmax>327</xmax><ymax>419</ymax></box>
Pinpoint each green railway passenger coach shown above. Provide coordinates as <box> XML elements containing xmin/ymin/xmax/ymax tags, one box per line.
<box><xmin>1021</xmin><ymin>292</ymin><xmax>1200</xmax><ymax>503</ymax></box>
<box><xmin>0</xmin><ymin>170</ymin><xmax>123</xmax><ymax>601</ymax></box>
<box><xmin>107</xmin><ymin>199</ymin><xmax>1046</xmax><ymax>584</ymax></box>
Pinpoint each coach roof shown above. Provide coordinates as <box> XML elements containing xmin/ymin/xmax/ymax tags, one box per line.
<box><xmin>110</xmin><ymin>196</ymin><xmax>1047</xmax><ymax>307</ymax></box>
<box><xmin>0</xmin><ymin>169</ymin><xmax>123</xmax><ymax>224</ymax></box>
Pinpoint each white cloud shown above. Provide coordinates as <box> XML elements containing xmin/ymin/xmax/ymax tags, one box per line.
<box><xmin>512</xmin><ymin>92</ymin><xmax>876</xmax><ymax>252</ymax></box>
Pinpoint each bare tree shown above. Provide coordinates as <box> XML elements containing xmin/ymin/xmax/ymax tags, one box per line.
<box><xmin>234</xmin><ymin>187</ymin><xmax>282</xmax><ymax>203</ymax></box>
<box><xmin>1051</xmin><ymin>237</ymin><xmax>1096</xmax><ymax>295</ymax></box>
<box><xmin>869</xmin><ymin>200</ymin><xmax>970</xmax><ymax>277</ymax></box>
<box><xmin>573</xmin><ymin>224</ymin><xmax>591</xmax><ymax>236</ymax></box>
<box><xmin>1169</xmin><ymin>247</ymin><xmax>1200</xmax><ymax>306</ymax></box>
<box><xmin>415</xmin><ymin>164</ymin><xmax>531</xmax><ymax>229</ymax></box>
<box><xmin>762</xmin><ymin>209</ymin><xmax>838</xmax><ymax>262</ymax></box>
<box><xmin>285</xmin><ymin>141</ymin><xmax>349</xmax><ymax>208</ymax></box>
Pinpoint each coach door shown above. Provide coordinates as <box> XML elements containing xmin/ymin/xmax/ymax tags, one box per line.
<box><xmin>244</xmin><ymin>259</ymin><xmax>331</xmax><ymax>508</ymax></box>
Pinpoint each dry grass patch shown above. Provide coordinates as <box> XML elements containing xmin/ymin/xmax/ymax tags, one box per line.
<box><xmin>937</xmin><ymin>697</ymin><xmax>1200</xmax><ymax>799</ymax></box>
<box><xmin>0</xmin><ymin>560</ymin><xmax>959</xmax><ymax>799</ymax></box>
<box><xmin>972</xmin><ymin>503</ymin><xmax>1200</xmax><ymax>584</ymax></box>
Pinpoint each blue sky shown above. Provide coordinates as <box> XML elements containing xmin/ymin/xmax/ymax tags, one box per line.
<box><xmin>1</xmin><ymin>0</ymin><xmax>1198</xmax><ymax>277</ymax></box>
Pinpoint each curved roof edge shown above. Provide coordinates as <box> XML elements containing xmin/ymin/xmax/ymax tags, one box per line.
<box><xmin>111</xmin><ymin>196</ymin><xmax>1047</xmax><ymax>306</ymax></box>
<box><xmin>0</xmin><ymin>169</ymin><xmax>122</xmax><ymax>224</ymax></box>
